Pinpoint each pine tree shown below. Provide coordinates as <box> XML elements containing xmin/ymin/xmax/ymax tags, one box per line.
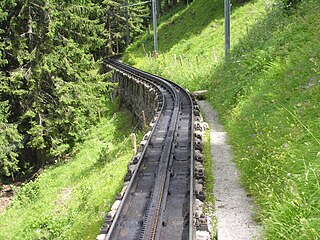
<box><xmin>0</xmin><ymin>0</ymin><xmax>112</xmax><ymax>178</ymax></box>
<box><xmin>0</xmin><ymin>0</ymin><xmax>24</xmax><ymax>178</ymax></box>
<box><xmin>0</xmin><ymin>0</ymin><xmax>148</xmax><ymax>179</ymax></box>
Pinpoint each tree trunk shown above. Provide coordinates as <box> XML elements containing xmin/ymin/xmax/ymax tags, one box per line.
<box><xmin>164</xmin><ymin>0</ymin><xmax>169</xmax><ymax>12</ymax></box>
<box><xmin>36</xmin><ymin>112</ymin><xmax>46</xmax><ymax>169</ymax></box>
<box><xmin>156</xmin><ymin>0</ymin><xmax>162</xmax><ymax>18</ymax></box>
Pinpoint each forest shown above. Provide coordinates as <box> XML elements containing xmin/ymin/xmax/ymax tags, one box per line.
<box><xmin>0</xmin><ymin>0</ymin><xmax>180</xmax><ymax>181</ymax></box>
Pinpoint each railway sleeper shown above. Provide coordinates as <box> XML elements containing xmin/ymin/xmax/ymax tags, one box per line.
<box><xmin>100</xmin><ymin>214</ymin><xmax>113</xmax><ymax>234</ymax></box>
<box><xmin>196</xmin><ymin>231</ymin><xmax>211</xmax><ymax>240</ymax></box>
<box><xmin>195</xmin><ymin>180</ymin><xmax>204</xmax><ymax>202</ymax></box>
<box><xmin>193</xmin><ymin>102</ymin><xmax>213</xmax><ymax>240</ymax></box>
<box><xmin>195</xmin><ymin>150</ymin><xmax>204</xmax><ymax>163</ymax></box>
<box><xmin>195</xmin><ymin>167</ymin><xmax>205</xmax><ymax>180</ymax></box>
<box><xmin>196</xmin><ymin>191</ymin><xmax>206</xmax><ymax>202</ymax></box>
<box><xmin>195</xmin><ymin>161</ymin><xmax>203</xmax><ymax>169</ymax></box>
<box><xmin>115</xmin><ymin>182</ymin><xmax>129</xmax><ymax>200</ymax></box>
<box><xmin>137</xmin><ymin>140</ymin><xmax>147</xmax><ymax>152</ymax></box>
<box><xmin>131</xmin><ymin>155</ymin><xmax>140</xmax><ymax>165</ymax></box>
<box><xmin>127</xmin><ymin>163</ymin><xmax>136</xmax><ymax>174</ymax></box>
<box><xmin>194</xmin><ymin>115</ymin><xmax>203</xmax><ymax>123</ymax></box>
<box><xmin>194</xmin><ymin>104</ymin><xmax>200</xmax><ymax>111</ymax></box>
<box><xmin>149</xmin><ymin>121</ymin><xmax>156</xmax><ymax>129</ymax></box>
<box><xmin>100</xmin><ymin>61</ymin><xmax>211</xmax><ymax>240</ymax></box>
<box><xmin>143</xmin><ymin>131</ymin><xmax>152</xmax><ymax>141</ymax></box>
<box><xmin>99</xmin><ymin>98</ymin><xmax>160</xmax><ymax>238</ymax></box>
<box><xmin>156</xmin><ymin>101</ymin><xmax>163</xmax><ymax>111</ymax></box>
<box><xmin>196</xmin><ymin>216</ymin><xmax>213</xmax><ymax>233</ymax></box>
<box><xmin>194</xmin><ymin>131</ymin><xmax>203</xmax><ymax>140</ymax></box>
<box><xmin>194</xmin><ymin>199</ymin><xmax>204</xmax><ymax>218</ymax></box>
<box><xmin>124</xmin><ymin>170</ymin><xmax>132</xmax><ymax>182</ymax></box>
<box><xmin>195</xmin><ymin>137</ymin><xmax>203</xmax><ymax>151</ymax></box>
<box><xmin>194</xmin><ymin>121</ymin><xmax>209</xmax><ymax>131</ymax></box>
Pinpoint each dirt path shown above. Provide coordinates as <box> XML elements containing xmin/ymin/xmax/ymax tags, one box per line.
<box><xmin>198</xmin><ymin>100</ymin><xmax>261</xmax><ymax>240</ymax></box>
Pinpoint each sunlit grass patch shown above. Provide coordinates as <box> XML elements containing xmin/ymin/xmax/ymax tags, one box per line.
<box><xmin>0</xmin><ymin>110</ymin><xmax>140</xmax><ymax>239</ymax></box>
<box><xmin>126</xmin><ymin>0</ymin><xmax>320</xmax><ymax>238</ymax></box>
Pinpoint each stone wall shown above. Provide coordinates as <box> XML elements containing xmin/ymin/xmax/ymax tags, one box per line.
<box><xmin>112</xmin><ymin>71</ymin><xmax>162</xmax><ymax>128</ymax></box>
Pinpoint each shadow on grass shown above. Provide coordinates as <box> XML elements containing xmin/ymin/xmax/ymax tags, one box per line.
<box><xmin>131</xmin><ymin>0</ymin><xmax>251</xmax><ymax>55</ymax></box>
<box><xmin>205</xmin><ymin>2</ymin><xmax>320</xmax><ymax>237</ymax></box>
<box><xmin>206</xmin><ymin>2</ymin><xmax>315</xmax><ymax>110</ymax></box>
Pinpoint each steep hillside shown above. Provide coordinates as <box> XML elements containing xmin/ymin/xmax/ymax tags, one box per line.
<box><xmin>125</xmin><ymin>0</ymin><xmax>270</xmax><ymax>90</ymax></box>
<box><xmin>0</xmin><ymin>108</ymin><xmax>141</xmax><ymax>239</ymax></box>
<box><xmin>125</xmin><ymin>0</ymin><xmax>320</xmax><ymax>239</ymax></box>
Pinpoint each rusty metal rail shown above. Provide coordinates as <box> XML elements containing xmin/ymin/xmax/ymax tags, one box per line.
<box><xmin>100</xmin><ymin>59</ymin><xmax>195</xmax><ymax>240</ymax></box>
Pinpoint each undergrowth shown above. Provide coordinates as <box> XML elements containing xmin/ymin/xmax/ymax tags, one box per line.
<box><xmin>125</xmin><ymin>0</ymin><xmax>320</xmax><ymax>238</ymax></box>
<box><xmin>0</xmin><ymin>106</ymin><xmax>141</xmax><ymax>239</ymax></box>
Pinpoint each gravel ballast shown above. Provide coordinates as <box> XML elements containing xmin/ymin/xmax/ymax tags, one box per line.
<box><xmin>198</xmin><ymin>100</ymin><xmax>261</xmax><ymax>240</ymax></box>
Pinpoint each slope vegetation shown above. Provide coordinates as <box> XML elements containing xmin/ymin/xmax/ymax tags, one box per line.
<box><xmin>125</xmin><ymin>0</ymin><xmax>320</xmax><ymax>238</ymax></box>
<box><xmin>0</xmin><ymin>108</ymin><xmax>140</xmax><ymax>239</ymax></box>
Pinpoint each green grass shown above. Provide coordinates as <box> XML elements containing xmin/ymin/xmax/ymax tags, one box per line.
<box><xmin>202</xmin><ymin>129</ymin><xmax>216</xmax><ymax>237</ymax></box>
<box><xmin>125</xmin><ymin>0</ymin><xmax>320</xmax><ymax>238</ymax></box>
<box><xmin>125</xmin><ymin>0</ymin><xmax>268</xmax><ymax>91</ymax></box>
<box><xmin>209</xmin><ymin>2</ymin><xmax>320</xmax><ymax>238</ymax></box>
<box><xmin>0</xmin><ymin>108</ymin><xmax>141</xmax><ymax>239</ymax></box>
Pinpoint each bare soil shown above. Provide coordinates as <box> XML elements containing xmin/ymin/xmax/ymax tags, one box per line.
<box><xmin>0</xmin><ymin>185</ymin><xmax>14</xmax><ymax>214</ymax></box>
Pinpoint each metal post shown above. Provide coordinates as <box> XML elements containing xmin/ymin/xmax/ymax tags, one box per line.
<box><xmin>125</xmin><ymin>0</ymin><xmax>130</xmax><ymax>46</ymax></box>
<box><xmin>152</xmin><ymin>0</ymin><xmax>158</xmax><ymax>54</ymax></box>
<box><xmin>224</xmin><ymin>0</ymin><xmax>230</xmax><ymax>60</ymax></box>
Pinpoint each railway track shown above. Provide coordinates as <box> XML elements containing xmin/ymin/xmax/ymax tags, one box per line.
<box><xmin>100</xmin><ymin>59</ymin><xmax>196</xmax><ymax>240</ymax></box>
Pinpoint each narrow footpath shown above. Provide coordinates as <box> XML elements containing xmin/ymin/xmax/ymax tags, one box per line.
<box><xmin>198</xmin><ymin>101</ymin><xmax>261</xmax><ymax>240</ymax></box>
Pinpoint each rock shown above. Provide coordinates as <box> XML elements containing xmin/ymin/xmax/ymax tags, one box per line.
<box><xmin>191</xmin><ymin>90</ymin><xmax>208</xmax><ymax>100</ymax></box>
<box><xmin>196</xmin><ymin>230</ymin><xmax>211</xmax><ymax>240</ymax></box>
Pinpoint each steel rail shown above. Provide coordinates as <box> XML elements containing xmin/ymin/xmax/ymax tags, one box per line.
<box><xmin>107</xmin><ymin>62</ymin><xmax>195</xmax><ymax>239</ymax></box>
<box><xmin>103</xmin><ymin>59</ymin><xmax>194</xmax><ymax>240</ymax></box>
<box><xmin>104</xmin><ymin>61</ymin><xmax>168</xmax><ymax>240</ymax></box>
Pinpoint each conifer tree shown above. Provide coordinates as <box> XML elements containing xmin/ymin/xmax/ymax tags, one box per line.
<box><xmin>0</xmin><ymin>0</ymin><xmax>110</xmax><ymax>178</ymax></box>
<box><xmin>0</xmin><ymin>0</ymin><xmax>149</xmax><ymax>179</ymax></box>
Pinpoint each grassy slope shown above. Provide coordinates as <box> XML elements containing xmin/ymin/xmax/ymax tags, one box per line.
<box><xmin>0</xmin><ymin>107</ymin><xmax>139</xmax><ymax>239</ymax></box>
<box><xmin>125</xmin><ymin>0</ymin><xmax>268</xmax><ymax>91</ymax></box>
<box><xmin>125</xmin><ymin>0</ymin><xmax>320</xmax><ymax>239</ymax></box>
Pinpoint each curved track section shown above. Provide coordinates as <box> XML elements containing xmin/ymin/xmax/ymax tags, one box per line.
<box><xmin>103</xmin><ymin>59</ymin><xmax>195</xmax><ymax>240</ymax></box>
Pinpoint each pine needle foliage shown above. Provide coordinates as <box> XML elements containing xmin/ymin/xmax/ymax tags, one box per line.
<box><xmin>0</xmin><ymin>0</ymin><xmax>148</xmax><ymax>179</ymax></box>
